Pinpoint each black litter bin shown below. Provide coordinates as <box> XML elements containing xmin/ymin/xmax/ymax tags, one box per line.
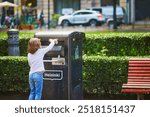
<box><xmin>35</xmin><ymin>31</ymin><xmax>85</xmax><ymax>100</ymax></box>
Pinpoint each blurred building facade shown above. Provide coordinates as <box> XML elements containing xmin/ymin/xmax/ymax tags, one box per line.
<box><xmin>0</xmin><ymin>0</ymin><xmax>150</xmax><ymax>25</ymax></box>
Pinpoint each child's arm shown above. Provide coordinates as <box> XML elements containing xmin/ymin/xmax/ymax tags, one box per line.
<box><xmin>42</xmin><ymin>39</ymin><xmax>58</xmax><ymax>54</ymax></box>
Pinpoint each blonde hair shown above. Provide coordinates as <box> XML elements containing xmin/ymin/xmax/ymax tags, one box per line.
<box><xmin>27</xmin><ymin>38</ymin><xmax>41</xmax><ymax>54</ymax></box>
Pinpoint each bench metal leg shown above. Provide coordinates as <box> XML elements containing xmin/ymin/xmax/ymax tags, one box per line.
<box><xmin>137</xmin><ymin>93</ymin><xmax>144</xmax><ymax>100</ymax></box>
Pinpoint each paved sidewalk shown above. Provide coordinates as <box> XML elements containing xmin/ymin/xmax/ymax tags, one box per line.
<box><xmin>1</xmin><ymin>24</ymin><xmax>150</xmax><ymax>32</ymax></box>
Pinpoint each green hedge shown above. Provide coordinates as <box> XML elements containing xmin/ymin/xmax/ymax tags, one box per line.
<box><xmin>1</xmin><ymin>32</ymin><xmax>150</xmax><ymax>56</ymax></box>
<box><xmin>0</xmin><ymin>56</ymin><xmax>134</xmax><ymax>95</ymax></box>
<box><xmin>83</xmin><ymin>55</ymin><xmax>129</xmax><ymax>95</ymax></box>
<box><xmin>0</xmin><ymin>32</ymin><xmax>34</xmax><ymax>56</ymax></box>
<box><xmin>19</xmin><ymin>32</ymin><xmax>34</xmax><ymax>56</ymax></box>
<box><xmin>1</xmin><ymin>32</ymin><xmax>150</xmax><ymax>96</ymax></box>
<box><xmin>0</xmin><ymin>32</ymin><xmax>8</xmax><ymax>56</ymax></box>
<box><xmin>84</xmin><ymin>32</ymin><xmax>150</xmax><ymax>56</ymax></box>
<box><xmin>0</xmin><ymin>56</ymin><xmax>29</xmax><ymax>93</ymax></box>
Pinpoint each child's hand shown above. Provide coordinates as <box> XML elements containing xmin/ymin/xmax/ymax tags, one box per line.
<box><xmin>49</xmin><ymin>39</ymin><xmax>58</xmax><ymax>44</ymax></box>
<box><xmin>53</xmin><ymin>39</ymin><xmax>58</xmax><ymax>44</ymax></box>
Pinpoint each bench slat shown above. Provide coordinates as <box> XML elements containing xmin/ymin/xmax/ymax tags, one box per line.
<box><xmin>121</xmin><ymin>89</ymin><xmax>150</xmax><ymax>93</ymax></box>
<box><xmin>129</xmin><ymin>61</ymin><xmax>150</xmax><ymax>64</ymax></box>
<box><xmin>128</xmin><ymin>81</ymin><xmax>150</xmax><ymax>83</ymax></box>
<box><xmin>123</xmin><ymin>83</ymin><xmax>150</xmax><ymax>86</ymax></box>
<box><xmin>128</xmin><ymin>80</ymin><xmax>150</xmax><ymax>82</ymax></box>
<box><xmin>128</xmin><ymin>74</ymin><xmax>150</xmax><ymax>77</ymax></box>
<box><xmin>129</xmin><ymin>58</ymin><xmax>150</xmax><ymax>60</ymax></box>
<box><xmin>129</xmin><ymin>71</ymin><xmax>150</xmax><ymax>73</ymax></box>
<box><xmin>129</xmin><ymin>64</ymin><xmax>150</xmax><ymax>67</ymax></box>
<box><xmin>128</xmin><ymin>81</ymin><xmax>150</xmax><ymax>84</ymax></box>
<box><xmin>122</xmin><ymin>85</ymin><xmax>150</xmax><ymax>89</ymax></box>
<box><xmin>129</xmin><ymin>77</ymin><xmax>150</xmax><ymax>79</ymax></box>
<box><xmin>129</xmin><ymin>67</ymin><xmax>150</xmax><ymax>70</ymax></box>
<box><xmin>128</xmin><ymin>76</ymin><xmax>150</xmax><ymax>79</ymax></box>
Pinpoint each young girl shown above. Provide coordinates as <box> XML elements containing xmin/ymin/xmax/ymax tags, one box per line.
<box><xmin>27</xmin><ymin>38</ymin><xmax>58</xmax><ymax>100</ymax></box>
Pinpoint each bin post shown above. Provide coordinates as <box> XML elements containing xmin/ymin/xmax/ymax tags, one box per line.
<box><xmin>7</xmin><ymin>29</ymin><xmax>20</xmax><ymax>56</ymax></box>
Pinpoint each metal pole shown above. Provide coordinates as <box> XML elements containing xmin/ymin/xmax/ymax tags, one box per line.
<box><xmin>99</xmin><ymin>0</ymin><xmax>101</xmax><ymax>6</ymax></box>
<box><xmin>42</xmin><ymin>0</ymin><xmax>43</xmax><ymax>10</ymax></box>
<box><xmin>131</xmin><ymin>0</ymin><xmax>135</xmax><ymax>24</ymax></box>
<box><xmin>48</xmin><ymin>0</ymin><xmax>50</xmax><ymax>29</ymax></box>
<box><xmin>16</xmin><ymin>0</ymin><xmax>19</xmax><ymax>28</ymax></box>
<box><xmin>113</xmin><ymin>0</ymin><xmax>117</xmax><ymax>29</ymax></box>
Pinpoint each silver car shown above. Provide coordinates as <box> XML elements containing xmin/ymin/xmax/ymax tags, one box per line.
<box><xmin>86</xmin><ymin>6</ymin><xmax>125</xmax><ymax>27</ymax></box>
<box><xmin>58</xmin><ymin>10</ymin><xmax>105</xmax><ymax>26</ymax></box>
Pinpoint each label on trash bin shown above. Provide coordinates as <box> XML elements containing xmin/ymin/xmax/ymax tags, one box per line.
<box><xmin>43</xmin><ymin>70</ymin><xmax>63</xmax><ymax>80</ymax></box>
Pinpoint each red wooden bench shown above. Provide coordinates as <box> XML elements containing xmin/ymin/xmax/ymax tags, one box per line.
<box><xmin>121</xmin><ymin>58</ymin><xmax>150</xmax><ymax>100</ymax></box>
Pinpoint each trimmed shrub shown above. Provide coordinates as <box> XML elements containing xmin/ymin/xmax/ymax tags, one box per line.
<box><xmin>83</xmin><ymin>55</ymin><xmax>129</xmax><ymax>95</ymax></box>
<box><xmin>0</xmin><ymin>56</ymin><xmax>29</xmax><ymax>93</ymax></box>
<box><xmin>19</xmin><ymin>32</ymin><xmax>34</xmax><ymax>56</ymax></box>
<box><xmin>84</xmin><ymin>32</ymin><xmax>150</xmax><ymax>56</ymax></box>
<box><xmin>0</xmin><ymin>55</ymin><xmax>130</xmax><ymax>95</ymax></box>
<box><xmin>0</xmin><ymin>32</ymin><xmax>34</xmax><ymax>56</ymax></box>
<box><xmin>1</xmin><ymin>32</ymin><xmax>150</xmax><ymax>97</ymax></box>
<box><xmin>1</xmin><ymin>32</ymin><xmax>150</xmax><ymax>56</ymax></box>
<box><xmin>0</xmin><ymin>32</ymin><xmax>8</xmax><ymax>56</ymax></box>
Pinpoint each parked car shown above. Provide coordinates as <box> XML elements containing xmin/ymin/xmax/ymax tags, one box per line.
<box><xmin>58</xmin><ymin>10</ymin><xmax>106</xmax><ymax>26</ymax></box>
<box><xmin>86</xmin><ymin>6</ymin><xmax>125</xmax><ymax>27</ymax></box>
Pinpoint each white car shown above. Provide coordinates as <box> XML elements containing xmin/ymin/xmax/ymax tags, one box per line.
<box><xmin>58</xmin><ymin>10</ymin><xmax>105</xmax><ymax>26</ymax></box>
<box><xmin>86</xmin><ymin>6</ymin><xmax>125</xmax><ymax>27</ymax></box>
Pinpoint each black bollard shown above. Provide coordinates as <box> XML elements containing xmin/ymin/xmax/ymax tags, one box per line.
<box><xmin>7</xmin><ymin>29</ymin><xmax>20</xmax><ymax>56</ymax></box>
